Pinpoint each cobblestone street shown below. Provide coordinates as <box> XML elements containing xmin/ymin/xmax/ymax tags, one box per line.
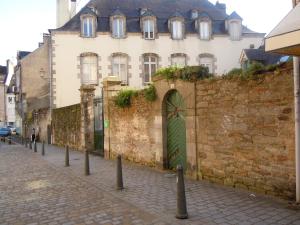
<box><xmin>0</xmin><ymin>142</ymin><xmax>300</xmax><ymax>225</ymax></box>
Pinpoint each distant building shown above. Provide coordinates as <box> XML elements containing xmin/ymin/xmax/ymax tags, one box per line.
<box><xmin>240</xmin><ymin>46</ymin><xmax>285</xmax><ymax>69</ymax></box>
<box><xmin>0</xmin><ymin>66</ymin><xmax>7</xmax><ymax>125</ymax></box>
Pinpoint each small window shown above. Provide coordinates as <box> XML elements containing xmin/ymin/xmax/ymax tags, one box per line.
<box><xmin>143</xmin><ymin>55</ymin><xmax>157</xmax><ymax>83</ymax></box>
<box><xmin>112</xmin><ymin>55</ymin><xmax>128</xmax><ymax>85</ymax></box>
<box><xmin>82</xmin><ymin>17</ymin><xmax>95</xmax><ymax>37</ymax></box>
<box><xmin>81</xmin><ymin>54</ymin><xmax>98</xmax><ymax>85</ymax></box>
<box><xmin>172</xmin><ymin>20</ymin><xmax>183</xmax><ymax>39</ymax></box>
<box><xmin>191</xmin><ymin>10</ymin><xmax>198</xmax><ymax>19</ymax></box>
<box><xmin>171</xmin><ymin>55</ymin><xmax>186</xmax><ymax>67</ymax></box>
<box><xmin>199</xmin><ymin>21</ymin><xmax>210</xmax><ymax>40</ymax></box>
<box><xmin>199</xmin><ymin>56</ymin><xmax>214</xmax><ymax>73</ymax></box>
<box><xmin>229</xmin><ymin>21</ymin><xmax>241</xmax><ymax>41</ymax></box>
<box><xmin>143</xmin><ymin>19</ymin><xmax>155</xmax><ymax>39</ymax></box>
<box><xmin>112</xmin><ymin>18</ymin><xmax>125</xmax><ymax>38</ymax></box>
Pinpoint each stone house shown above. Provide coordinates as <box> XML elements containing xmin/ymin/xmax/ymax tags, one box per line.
<box><xmin>14</xmin><ymin>35</ymin><xmax>51</xmax><ymax>142</ymax></box>
<box><xmin>50</xmin><ymin>0</ymin><xmax>265</xmax><ymax>109</ymax></box>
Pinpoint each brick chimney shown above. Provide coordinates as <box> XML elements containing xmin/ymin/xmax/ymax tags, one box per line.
<box><xmin>70</xmin><ymin>0</ymin><xmax>77</xmax><ymax>18</ymax></box>
<box><xmin>293</xmin><ymin>0</ymin><xmax>300</xmax><ymax>7</ymax></box>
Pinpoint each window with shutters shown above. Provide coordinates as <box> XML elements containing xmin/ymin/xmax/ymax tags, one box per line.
<box><xmin>229</xmin><ymin>21</ymin><xmax>241</xmax><ymax>41</ymax></box>
<box><xmin>112</xmin><ymin>17</ymin><xmax>125</xmax><ymax>38</ymax></box>
<box><xmin>199</xmin><ymin>21</ymin><xmax>210</xmax><ymax>40</ymax></box>
<box><xmin>171</xmin><ymin>20</ymin><xmax>183</xmax><ymax>39</ymax></box>
<box><xmin>143</xmin><ymin>19</ymin><xmax>155</xmax><ymax>39</ymax></box>
<box><xmin>81</xmin><ymin>16</ymin><xmax>96</xmax><ymax>38</ymax></box>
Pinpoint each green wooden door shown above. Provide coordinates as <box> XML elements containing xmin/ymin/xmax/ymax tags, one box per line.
<box><xmin>94</xmin><ymin>98</ymin><xmax>104</xmax><ymax>156</ymax></box>
<box><xmin>166</xmin><ymin>91</ymin><xmax>187</xmax><ymax>171</ymax></box>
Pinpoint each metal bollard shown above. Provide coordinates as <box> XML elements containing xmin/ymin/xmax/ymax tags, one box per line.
<box><xmin>116</xmin><ymin>155</ymin><xmax>124</xmax><ymax>190</ymax></box>
<box><xmin>65</xmin><ymin>145</ymin><xmax>70</xmax><ymax>167</ymax></box>
<box><xmin>34</xmin><ymin>141</ymin><xmax>37</xmax><ymax>152</ymax></box>
<box><xmin>42</xmin><ymin>141</ymin><xmax>45</xmax><ymax>156</ymax></box>
<box><xmin>85</xmin><ymin>150</ymin><xmax>90</xmax><ymax>175</ymax></box>
<box><xmin>176</xmin><ymin>164</ymin><xmax>188</xmax><ymax>219</ymax></box>
<box><xmin>29</xmin><ymin>141</ymin><xmax>32</xmax><ymax>150</ymax></box>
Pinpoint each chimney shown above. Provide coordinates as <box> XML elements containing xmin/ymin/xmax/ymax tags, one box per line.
<box><xmin>56</xmin><ymin>0</ymin><xmax>70</xmax><ymax>28</ymax></box>
<box><xmin>215</xmin><ymin>1</ymin><xmax>226</xmax><ymax>14</ymax></box>
<box><xmin>70</xmin><ymin>0</ymin><xmax>77</xmax><ymax>18</ymax></box>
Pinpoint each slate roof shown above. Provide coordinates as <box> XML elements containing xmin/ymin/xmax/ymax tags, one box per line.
<box><xmin>243</xmin><ymin>48</ymin><xmax>283</xmax><ymax>65</ymax></box>
<box><xmin>54</xmin><ymin>0</ymin><xmax>261</xmax><ymax>35</ymax></box>
<box><xmin>0</xmin><ymin>66</ymin><xmax>7</xmax><ymax>75</ymax></box>
<box><xmin>227</xmin><ymin>11</ymin><xmax>242</xmax><ymax>20</ymax></box>
<box><xmin>17</xmin><ymin>51</ymin><xmax>31</xmax><ymax>60</ymax></box>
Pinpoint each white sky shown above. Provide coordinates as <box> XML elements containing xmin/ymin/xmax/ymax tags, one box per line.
<box><xmin>0</xmin><ymin>0</ymin><xmax>293</xmax><ymax>66</ymax></box>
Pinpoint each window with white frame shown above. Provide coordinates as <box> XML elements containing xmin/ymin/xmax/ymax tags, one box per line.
<box><xmin>143</xmin><ymin>19</ymin><xmax>155</xmax><ymax>39</ymax></box>
<box><xmin>199</xmin><ymin>56</ymin><xmax>214</xmax><ymax>73</ymax></box>
<box><xmin>112</xmin><ymin>18</ymin><xmax>125</xmax><ymax>38</ymax></box>
<box><xmin>199</xmin><ymin>21</ymin><xmax>210</xmax><ymax>40</ymax></box>
<box><xmin>82</xmin><ymin>16</ymin><xmax>95</xmax><ymax>37</ymax></box>
<box><xmin>229</xmin><ymin>21</ymin><xmax>241</xmax><ymax>41</ymax></box>
<box><xmin>171</xmin><ymin>55</ymin><xmax>186</xmax><ymax>67</ymax></box>
<box><xmin>81</xmin><ymin>54</ymin><xmax>98</xmax><ymax>85</ymax></box>
<box><xmin>171</xmin><ymin>20</ymin><xmax>183</xmax><ymax>39</ymax></box>
<box><xmin>112</xmin><ymin>55</ymin><xmax>128</xmax><ymax>85</ymax></box>
<box><xmin>143</xmin><ymin>55</ymin><xmax>157</xmax><ymax>83</ymax></box>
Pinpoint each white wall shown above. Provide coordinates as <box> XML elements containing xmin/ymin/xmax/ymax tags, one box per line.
<box><xmin>52</xmin><ymin>32</ymin><xmax>264</xmax><ymax>108</ymax></box>
<box><xmin>6</xmin><ymin>93</ymin><xmax>16</xmax><ymax>124</ymax></box>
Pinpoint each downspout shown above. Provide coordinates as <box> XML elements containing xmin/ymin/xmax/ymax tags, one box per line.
<box><xmin>49</xmin><ymin>33</ymin><xmax>53</xmax><ymax>144</ymax></box>
<box><xmin>294</xmin><ymin>56</ymin><xmax>300</xmax><ymax>203</ymax></box>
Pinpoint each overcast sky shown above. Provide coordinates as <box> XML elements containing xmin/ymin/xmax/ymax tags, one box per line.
<box><xmin>0</xmin><ymin>0</ymin><xmax>293</xmax><ymax>66</ymax></box>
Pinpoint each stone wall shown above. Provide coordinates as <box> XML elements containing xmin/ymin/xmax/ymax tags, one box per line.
<box><xmin>52</xmin><ymin>104</ymin><xmax>81</xmax><ymax>149</ymax></box>
<box><xmin>196</xmin><ymin>69</ymin><xmax>295</xmax><ymax>199</ymax></box>
<box><xmin>103</xmin><ymin>68</ymin><xmax>296</xmax><ymax>200</ymax></box>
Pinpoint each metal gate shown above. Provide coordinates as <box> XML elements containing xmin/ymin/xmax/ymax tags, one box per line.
<box><xmin>94</xmin><ymin>98</ymin><xmax>104</xmax><ymax>156</ymax></box>
<box><xmin>166</xmin><ymin>91</ymin><xmax>187</xmax><ymax>171</ymax></box>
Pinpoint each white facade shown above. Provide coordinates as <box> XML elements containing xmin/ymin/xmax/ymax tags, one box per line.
<box><xmin>51</xmin><ymin>31</ymin><xmax>264</xmax><ymax>108</ymax></box>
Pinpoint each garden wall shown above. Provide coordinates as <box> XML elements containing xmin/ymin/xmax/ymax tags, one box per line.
<box><xmin>103</xmin><ymin>68</ymin><xmax>296</xmax><ymax>200</ymax></box>
<box><xmin>52</xmin><ymin>104</ymin><xmax>81</xmax><ymax>149</ymax></box>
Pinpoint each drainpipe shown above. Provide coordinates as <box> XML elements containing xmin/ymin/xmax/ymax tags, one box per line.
<box><xmin>294</xmin><ymin>56</ymin><xmax>300</xmax><ymax>203</ymax></box>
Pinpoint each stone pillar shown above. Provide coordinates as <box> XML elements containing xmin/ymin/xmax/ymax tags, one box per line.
<box><xmin>102</xmin><ymin>77</ymin><xmax>122</xmax><ymax>159</ymax></box>
<box><xmin>80</xmin><ymin>85</ymin><xmax>96</xmax><ymax>151</ymax></box>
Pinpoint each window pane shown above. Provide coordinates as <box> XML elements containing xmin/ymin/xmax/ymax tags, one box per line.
<box><xmin>150</xmin><ymin>63</ymin><xmax>157</xmax><ymax>76</ymax></box>
<box><xmin>81</xmin><ymin>55</ymin><xmax>98</xmax><ymax>84</ymax></box>
<box><xmin>172</xmin><ymin>56</ymin><xmax>186</xmax><ymax>67</ymax></box>
<box><xmin>200</xmin><ymin>22</ymin><xmax>209</xmax><ymax>39</ymax></box>
<box><xmin>83</xmin><ymin>17</ymin><xmax>94</xmax><ymax>37</ymax></box>
<box><xmin>144</xmin><ymin>19</ymin><xmax>154</xmax><ymax>39</ymax></box>
<box><xmin>113</xmin><ymin>19</ymin><xmax>118</xmax><ymax>36</ymax></box>
<box><xmin>172</xmin><ymin>21</ymin><xmax>182</xmax><ymax>39</ymax></box>
<box><xmin>144</xmin><ymin>64</ymin><xmax>150</xmax><ymax>83</ymax></box>
<box><xmin>150</xmin><ymin>56</ymin><xmax>156</xmax><ymax>63</ymax></box>
<box><xmin>230</xmin><ymin>22</ymin><xmax>240</xmax><ymax>40</ymax></box>
<box><xmin>200</xmin><ymin>57</ymin><xmax>213</xmax><ymax>73</ymax></box>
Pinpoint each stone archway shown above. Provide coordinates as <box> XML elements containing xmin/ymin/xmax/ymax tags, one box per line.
<box><xmin>163</xmin><ymin>90</ymin><xmax>187</xmax><ymax>171</ymax></box>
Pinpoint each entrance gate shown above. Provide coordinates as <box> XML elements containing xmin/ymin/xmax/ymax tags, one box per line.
<box><xmin>94</xmin><ymin>98</ymin><xmax>104</xmax><ymax>156</ymax></box>
<box><xmin>166</xmin><ymin>91</ymin><xmax>187</xmax><ymax>171</ymax></box>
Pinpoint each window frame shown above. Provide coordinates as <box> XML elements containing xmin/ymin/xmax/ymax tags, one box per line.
<box><xmin>111</xmin><ymin>16</ymin><xmax>126</xmax><ymax>38</ymax></box>
<box><xmin>229</xmin><ymin>20</ymin><xmax>242</xmax><ymax>41</ymax></box>
<box><xmin>171</xmin><ymin>53</ymin><xmax>187</xmax><ymax>67</ymax></box>
<box><xmin>199</xmin><ymin>54</ymin><xmax>215</xmax><ymax>74</ymax></box>
<box><xmin>80</xmin><ymin>53</ymin><xmax>99</xmax><ymax>85</ymax></box>
<box><xmin>111</xmin><ymin>54</ymin><xmax>128</xmax><ymax>85</ymax></box>
<box><xmin>143</xmin><ymin>19</ymin><xmax>155</xmax><ymax>40</ymax></box>
<box><xmin>81</xmin><ymin>15</ymin><xmax>96</xmax><ymax>38</ymax></box>
<box><xmin>199</xmin><ymin>20</ymin><xmax>211</xmax><ymax>40</ymax></box>
<box><xmin>143</xmin><ymin>54</ymin><xmax>158</xmax><ymax>84</ymax></box>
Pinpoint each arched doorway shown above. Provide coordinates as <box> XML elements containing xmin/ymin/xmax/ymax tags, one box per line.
<box><xmin>165</xmin><ymin>90</ymin><xmax>187</xmax><ymax>171</ymax></box>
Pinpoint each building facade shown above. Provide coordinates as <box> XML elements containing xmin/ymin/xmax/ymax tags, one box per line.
<box><xmin>0</xmin><ymin>66</ymin><xmax>7</xmax><ymax>126</ymax></box>
<box><xmin>50</xmin><ymin>0</ymin><xmax>265</xmax><ymax>108</ymax></box>
<box><xmin>14</xmin><ymin>35</ymin><xmax>51</xmax><ymax>140</ymax></box>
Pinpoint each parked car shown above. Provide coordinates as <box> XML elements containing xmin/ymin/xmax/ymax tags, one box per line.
<box><xmin>0</xmin><ymin>127</ymin><xmax>11</xmax><ymax>137</ymax></box>
<box><xmin>7</xmin><ymin>126</ymin><xmax>16</xmax><ymax>135</ymax></box>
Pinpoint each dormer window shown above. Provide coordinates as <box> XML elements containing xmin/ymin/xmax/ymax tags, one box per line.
<box><xmin>110</xmin><ymin>9</ymin><xmax>126</xmax><ymax>38</ymax></box>
<box><xmin>199</xmin><ymin>21</ymin><xmax>210</xmax><ymax>40</ymax></box>
<box><xmin>143</xmin><ymin>19</ymin><xmax>155</xmax><ymax>39</ymax></box>
<box><xmin>191</xmin><ymin>10</ymin><xmax>198</xmax><ymax>20</ymax></box>
<box><xmin>197</xmin><ymin>13</ymin><xmax>211</xmax><ymax>40</ymax></box>
<box><xmin>169</xmin><ymin>13</ymin><xmax>185</xmax><ymax>40</ymax></box>
<box><xmin>171</xmin><ymin>20</ymin><xmax>183</xmax><ymax>39</ymax></box>
<box><xmin>229</xmin><ymin>21</ymin><xmax>241</xmax><ymax>41</ymax></box>
<box><xmin>81</xmin><ymin>15</ymin><xmax>96</xmax><ymax>38</ymax></box>
<box><xmin>112</xmin><ymin>17</ymin><xmax>125</xmax><ymax>38</ymax></box>
<box><xmin>226</xmin><ymin>11</ymin><xmax>243</xmax><ymax>41</ymax></box>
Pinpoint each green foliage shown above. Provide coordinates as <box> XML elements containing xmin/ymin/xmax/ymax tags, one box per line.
<box><xmin>226</xmin><ymin>68</ymin><xmax>243</xmax><ymax>77</ymax></box>
<box><xmin>143</xmin><ymin>84</ymin><xmax>157</xmax><ymax>102</ymax></box>
<box><xmin>114</xmin><ymin>89</ymin><xmax>137</xmax><ymax>108</ymax></box>
<box><xmin>154</xmin><ymin>66</ymin><xmax>212</xmax><ymax>81</ymax></box>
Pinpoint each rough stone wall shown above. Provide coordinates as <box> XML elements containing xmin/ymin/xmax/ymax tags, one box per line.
<box><xmin>52</xmin><ymin>104</ymin><xmax>81</xmax><ymax>149</ymax></box>
<box><xmin>196</xmin><ymin>69</ymin><xmax>295</xmax><ymax>199</ymax></box>
<box><xmin>106</xmin><ymin>94</ymin><xmax>157</xmax><ymax>166</ymax></box>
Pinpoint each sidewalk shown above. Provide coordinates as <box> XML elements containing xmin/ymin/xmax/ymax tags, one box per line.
<box><xmin>5</xmin><ymin>140</ymin><xmax>300</xmax><ymax>224</ymax></box>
